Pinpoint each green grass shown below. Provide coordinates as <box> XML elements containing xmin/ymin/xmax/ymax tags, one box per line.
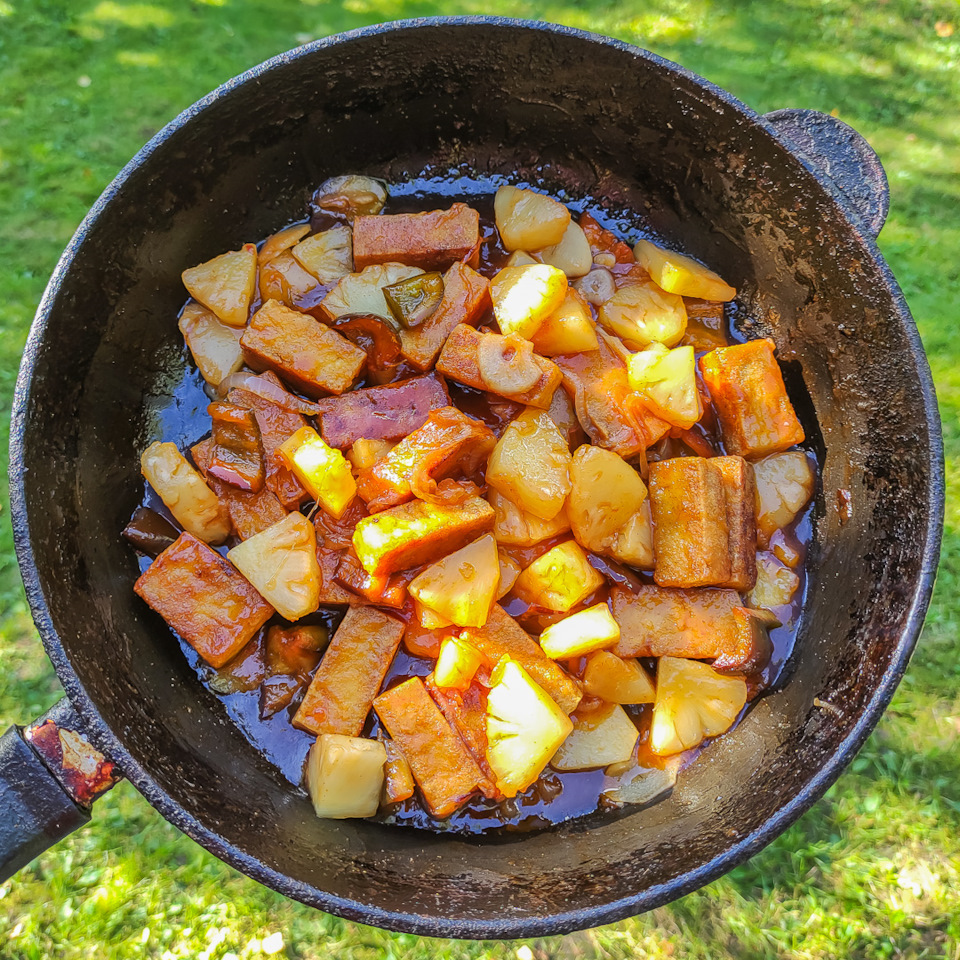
<box><xmin>2</xmin><ymin>1</ymin><xmax>959</xmax><ymax>957</ymax></box>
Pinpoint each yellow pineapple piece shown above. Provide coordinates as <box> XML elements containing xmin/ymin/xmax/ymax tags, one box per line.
<box><xmin>608</xmin><ymin>503</ymin><xmax>655</xmax><ymax>569</ymax></box>
<box><xmin>633</xmin><ymin>239</ymin><xmax>736</xmax><ymax>302</ymax></box>
<box><xmin>534</xmin><ymin>220</ymin><xmax>592</xmax><ymax>278</ymax></box>
<box><xmin>227</xmin><ymin>512</ymin><xmax>320</xmax><ymax>621</ymax></box>
<box><xmin>489</xmin><ymin>489</ymin><xmax>571</xmax><ymax>547</ymax></box>
<box><xmin>413</xmin><ymin>599</ymin><xmax>454</xmax><ymax>630</ymax></box>
<box><xmin>291</xmin><ymin>225</ymin><xmax>354</xmax><ymax>283</ymax></box>
<box><xmin>538</xmin><ymin>603</ymin><xmax>620</xmax><ymax>659</ymax></box>
<box><xmin>140</xmin><ymin>441</ymin><xmax>229</xmax><ymax>544</ymax></box>
<box><xmin>433</xmin><ymin>637</ymin><xmax>484</xmax><ymax>690</ymax></box>
<box><xmin>485</xmin><ymin>657</ymin><xmax>573</xmax><ymax>798</ymax></box>
<box><xmin>551</xmin><ymin>702</ymin><xmax>639</xmax><ymax>771</ymax></box>
<box><xmin>513</xmin><ymin>540</ymin><xmax>604</xmax><ymax>612</ymax></box>
<box><xmin>277</xmin><ymin>425</ymin><xmax>356</xmax><ymax>520</ymax></box>
<box><xmin>748</xmin><ymin>551</ymin><xmax>801</xmax><ymax>612</ymax></box>
<box><xmin>181</xmin><ymin>244</ymin><xmax>257</xmax><ymax>327</ymax></box>
<box><xmin>753</xmin><ymin>451</ymin><xmax>816</xmax><ymax>545</ymax></box>
<box><xmin>650</xmin><ymin>657</ymin><xmax>747</xmax><ymax>756</ymax></box>
<box><xmin>408</xmin><ymin>534</ymin><xmax>500</xmax><ymax>628</ymax></box>
<box><xmin>178</xmin><ymin>302</ymin><xmax>244</xmax><ymax>388</ymax></box>
<box><xmin>496</xmin><ymin>549</ymin><xmax>521</xmax><ymax>600</ymax></box>
<box><xmin>530</xmin><ymin>289</ymin><xmax>599</xmax><ymax>356</ymax></box>
<box><xmin>489</xmin><ymin>264</ymin><xmax>568</xmax><ymax>339</ymax></box>
<box><xmin>602</xmin><ymin>754</ymin><xmax>680</xmax><ymax>806</ymax></box>
<box><xmin>486</xmin><ymin>408</ymin><xmax>572</xmax><ymax>521</ymax></box>
<box><xmin>494</xmin><ymin>185</ymin><xmax>570</xmax><ymax>251</ymax></box>
<box><xmin>598</xmin><ymin>281</ymin><xmax>687</xmax><ymax>349</ymax></box>
<box><xmin>582</xmin><ymin>650</ymin><xmax>655</xmax><ymax>704</ymax></box>
<box><xmin>346</xmin><ymin>438</ymin><xmax>395</xmax><ymax>473</ymax></box>
<box><xmin>305</xmin><ymin>733</ymin><xmax>387</xmax><ymax>819</ymax></box>
<box><xmin>627</xmin><ymin>344</ymin><xmax>703</xmax><ymax>430</ymax></box>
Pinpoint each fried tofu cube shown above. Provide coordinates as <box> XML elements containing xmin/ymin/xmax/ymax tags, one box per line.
<box><xmin>611</xmin><ymin>584</ymin><xmax>741</xmax><ymax>659</ymax></box>
<box><xmin>398</xmin><ymin>262</ymin><xmax>491</xmax><ymax>371</ymax></box>
<box><xmin>436</xmin><ymin>324</ymin><xmax>562</xmax><ymax>408</ymax></box>
<box><xmin>512</xmin><ymin>540</ymin><xmax>604</xmax><ymax>613</ymax></box>
<box><xmin>460</xmin><ymin>605</ymin><xmax>582</xmax><ymax>715</ymax></box>
<box><xmin>699</xmin><ymin>339</ymin><xmax>805</xmax><ymax>458</ymax></box>
<box><xmin>293</xmin><ymin>606</ymin><xmax>405</xmax><ymax>737</ymax></box>
<box><xmin>374</xmin><ymin>676</ymin><xmax>487</xmax><ymax>818</ymax></box>
<box><xmin>352</xmin><ymin>204</ymin><xmax>480</xmax><ymax>271</ymax></box>
<box><xmin>134</xmin><ymin>532</ymin><xmax>274</xmax><ymax>668</ymax></box>
<box><xmin>649</xmin><ymin>457</ymin><xmax>731</xmax><ymax>588</ymax></box>
<box><xmin>713</xmin><ymin>455</ymin><xmax>758</xmax><ymax>590</ymax></box>
<box><xmin>226</xmin><ymin>512</ymin><xmax>320</xmax><ymax>621</ymax></box>
<box><xmin>241</xmin><ymin>299</ymin><xmax>366</xmax><ymax>398</ymax></box>
<box><xmin>352</xmin><ymin>495</ymin><xmax>495</xmax><ymax>578</ymax></box>
<box><xmin>305</xmin><ymin>734</ymin><xmax>386</xmax><ymax>819</ymax></box>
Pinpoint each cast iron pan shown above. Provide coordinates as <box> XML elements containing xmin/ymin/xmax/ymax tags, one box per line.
<box><xmin>4</xmin><ymin>17</ymin><xmax>944</xmax><ymax>939</ymax></box>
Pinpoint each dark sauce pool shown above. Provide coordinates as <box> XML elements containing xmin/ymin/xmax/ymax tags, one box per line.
<box><xmin>128</xmin><ymin>174</ymin><xmax>818</xmax><ymax>836</ymax></box>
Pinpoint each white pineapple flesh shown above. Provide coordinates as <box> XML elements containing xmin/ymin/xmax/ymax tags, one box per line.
<box><xmin>305</xmin><ymin>733</ymin><xmax>387</xmax><ymax>819</ymax></box>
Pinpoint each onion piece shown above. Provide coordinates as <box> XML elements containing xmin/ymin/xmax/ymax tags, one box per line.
<box><xmin>216</xmin><ymin>371</ymin><xmax>320</xmax><ymax>415</ymax></box>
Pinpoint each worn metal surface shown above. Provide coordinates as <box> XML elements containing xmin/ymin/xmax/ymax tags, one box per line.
<box><xmin>8</xmin><ymin>18</ymin><xmax>944</xmax><ymax>938</ymax></box>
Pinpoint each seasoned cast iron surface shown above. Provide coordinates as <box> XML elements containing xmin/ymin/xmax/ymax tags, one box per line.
<box><xmin>11</xmin><ymin>18</ymin><xmax>942</xmax><ymax>938</ymax></box>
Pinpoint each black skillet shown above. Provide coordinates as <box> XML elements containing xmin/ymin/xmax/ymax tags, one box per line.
<box><xmin>4</xmin><ymin>18</ymin><xmax>944</xmax><ymax>939</ymax></box>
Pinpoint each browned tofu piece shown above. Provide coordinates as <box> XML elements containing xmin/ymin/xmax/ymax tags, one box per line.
<box><xmin>436</xmin><ymin>324</ymin><xmax>562</xmax><ymax>409</ymax></box>
<box><xmin>699</xmin><ymin>339</ymin><xmax>805</xmax><ymax>459</ymax></box>
<box><xmin>314</xmin><ymin>372</ymin><xmax>450</xmax><ymax>449</ymax></box>
<box><xmin>399</xmin><ymin>262</ymin><xmax>491</xmax><ymax>371</ymax></box>
<box><xmin>227</xmin><ymin>386</ymin><xmax>310</xmax><ymax>509</ymax></box>
<box><xmin>293</xmin><ymin>606</ymin><xmax>404</xmax><ymax>736</ymax></box>
<box><xmin>134</xmin><ymin>532</ymin><xmax>274</xmax><ymax>668</ymax></box>
<box><xmin>353</xmin><ymin>204</ymin><xmax>480</xmax><ymax>271</ymax></box>
<box><xmin>374</xmin><ymin>676</ymin><xmax>486</xmax><ymax>818</ymax></box>
<box><xmin>241</xmin><ymin>299</ymin><xmax>366</xmax><ymax>398</ymax></box>
<box><xmin>611</xmin><ymin>585</ymin><xmax>741</xmax><ymax>659</ymax></box>
<box><xmin>459</xmin><ymin>605</ymin><xmax>582</xmax><ymax>715</ymax></box>
<box><xmin>352</xmin><ymin>495</ymin><xmax>495</xmax><ymax>577</ymax></box>
<box><xmin>649</xmin><ymin>457</ymin><xmax>731</xmax><ymax>588</ymax></box>
<box><xmin>713</xmin><ymin>455</ymin><xmax>758</xmax><ymax>590</ymax></box>
<box><xmin>356</xmin><ymin>406</ymin><xmax>496</xmax><ymax>513</ymax></box>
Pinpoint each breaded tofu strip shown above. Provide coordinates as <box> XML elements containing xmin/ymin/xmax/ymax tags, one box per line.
<box><xmin>134</xmin><ymin>532</ymin><xmax>274</xmax><ymax>668</ymax></box>
<box><xmin>352</xmin><ymin>204</ymin><xmax>480</xmax><ymax>271</ymax></box>
<box><xmin>293</xmin><ymin>606</ymin><xmax>404</xmax><ymax>736</ymax></box>
<box><xmin>352</xmin><ymin>495</ymin><xmax>495</xmax><ymax>578</ymax></box>
<box><xmin>399</xmin><ymin>262</ymin><xmax>490</xmax><ymax>371</ymax></box>
<box><xmin>436</xmin><ymin>324</ymin><xmax>562</xmax><ymax>409</ymax></box>
<box><xmin>314</xmin><ymin>372</ymin><xmax>450</xmax><ymax>449</ymax></box>
<box><xmin>699</xmin><ymin>339</ymin><xmax>805</xmax><ymax>459</ymax></box>
<box><xmin>241</xmin><ymin>299</ymin><xmax>366</xmax><ymax>398</ymax></box>
<box><xmin>374</xmin><ymin>676</ymin><xmax>487</xmax><ymax>818</ymax></box>
<box><xmin>459</xmin><ymin>605</ymin><xmax>582</xmax><ymax>715</ymax></box>
<box><xmin>611</xmin><ymin>585</ymin><xmax>741</xmax><ymax>659</ymax></box>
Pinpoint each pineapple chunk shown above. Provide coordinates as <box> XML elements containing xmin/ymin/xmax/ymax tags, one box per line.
<box><xmin>496</xmin><ymin>549</ymin><xmax>521</xmax><ymax>599</ymax></box>
<box><xmin>506</xmin><ymin>250</ymin><xmax>538</xmax><ymax>267</ymax></box>
<box><xmin>530</xmin><ymin>289</ymin><xmax>599</xmax><ymax>356</ymax></box>
<box><xmin>598</xmin><ymin>281</ymin><xmax>687</xmax><ymax>349</ymax></box>
<box><xmin>489</xmin><ymin>489</ymin><xmax>571</xmax><ymax>547</ymax></box>
<box><xmin>408</xmin><ymin>534</ymin><xmax>500</xmax><ymax>628</ymax></box>
<box><xmin>608</xmin><ymin>503</ymin><xmax>655</xmax><ymax>569</ymax></box>
<box><xmin>627</xmin><ymin>344</ymin><xmax>703</xmax><ymax>430</ymax></box>
<box><xmin>513</xmin><ymin>540</ymin><xmax>604</xmax><ymax>613</ymax></box>
<box><xmin>494</xmin><ymin>185</ymin><xmax>571</xmax><ymax>252</ymax></box>
<box><xmin>277</xmin><ymin>425</ymin><xmax>356</xmax><ymax>520</ymax></box>
<box><xmin>490</xmin><ymin>264</ymin><xmax>568</xmax><ymax>340</ymax></box>
<box><xmin>538</xmin><ymin>603</ymin><xmax>620</xmax><ymax>659</ymax></box>
<box><xmin>382</xmin><ymin>737</ymin><xmax>416</xmax><ymax>804</ymax></box>
<box><xmin>346</xmin><ymin>438</ymin><xmax>395</xmax><ymax>472</ymax></box>
<box><xmin>433</xmin><ymin>636</ymin><xmax>484</xmax><ymax>690</ymax></box>
<box><xmin>321</xmin><ymin>263</ymin><xmax>423</xmax><ymax>321</ymax></box>
<box><xmin>583</xmin><ymin>650</ymin><xmax>655</xmax><ymax>704</ymax></box>
<box><xmin>227</xmin><ymin>512</ymin><xmax>320</xmax><ymax>621</ymax></box>
<box><xmin>414</xmin><ymin>599</ymin><xmax>454</xmax><ymax>630</ymax></box>
<box><xmin>178</xmin><ymin>302</ymin><xmax>244</xmax><ymax>388</ymax></box>
<box><xmin>551</xmin><ymin>703</ymin><xmax>639</xmax><ymax>770</ymax></box>
<box><xmin>305</xmin><ymin>734</ymin><xmax>386</xmax><ymax>819</ymax></box>
<box><xmin>140</xmin><ymin>441</ymin><xmax>229</xmax><ymax>544</ymax></box>
<box><xmin>748</xmin><ymin>551</ymin><xmax>801</xmax><ymax>612</ymax></box>
<box><xmin>486</xmin><ymin>408</ymin><xmax>572</xmax><ymax>521</ymax></box>
<box><xmin>291</xmin><ymin>225</ymin><xmax>353</xmax><ymax>283</ymax></box>
<box><xmin>181</xmin><ymin>244</ymin><xmax>257</xmax><ymax>327</ymax></box>
<box><xmin>567</xmin><ymin>444</ymin><xmax>647</xmax><ymax>553</ymax></box>
<box><xmin>485</xmin><ymin>657</ymin><xmax>573</xmax><ymax>798</ymax></box>
<box><xmin>534</xmin><ymin>220</ymin><xmax>592</xmax><ymax>278</ymax></box>
<box><xmin>633</xmin><ymin>239</ymin><xmax>736</xmax><ymax>302</ymax></box>
<box><xmin>650</xmin><ymin>657</ymin><xmax>747</xmax><ymax>756</ymax></box>
<box><xmin>753</xmin><ymin>451</ymin><xmax>816</xmax><ymax>544</ymax></box>
<box><xmin>602</xmin><ymin>755</ymin><xmax>679</xmax><ymax>806</ymax></box>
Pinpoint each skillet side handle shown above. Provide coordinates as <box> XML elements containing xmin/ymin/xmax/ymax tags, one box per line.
<box><xmin>0</xmin><ymin>698</ymin><xmax>121</xmax><ymax>882</ymax></box>
<box><xmin>764</xmin><ymin>108</ymin><xmax>890</xmax><ymax>238</ymax></box>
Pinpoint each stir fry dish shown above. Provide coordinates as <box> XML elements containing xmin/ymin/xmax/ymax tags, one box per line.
<box><xmin>125</xmin><ymin>175</ymin><xmax>816</xmax><ymax>831</ymax></box>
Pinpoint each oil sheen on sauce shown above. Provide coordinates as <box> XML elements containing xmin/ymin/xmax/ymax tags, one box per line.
<box><xmin>130</xmin><ymin>174</ymin><xmax>818</xmax><ymax>836</ymax></box>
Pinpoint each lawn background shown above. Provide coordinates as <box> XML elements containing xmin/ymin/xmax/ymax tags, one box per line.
<box><xmin>1</xmin><ymin>1</ymin><xmax>958</xmax><ymax>958</ymax></box>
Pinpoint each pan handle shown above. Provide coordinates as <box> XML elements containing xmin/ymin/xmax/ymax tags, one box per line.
<box><xmin>0</xmin><ymin>698</ymin><xmax>121</xmax><ymax>882</ymax></box>
<box><xmin>763</xmin><ymin>108</ymin><xmax>890</xmax><ymax>237</ymax></box>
